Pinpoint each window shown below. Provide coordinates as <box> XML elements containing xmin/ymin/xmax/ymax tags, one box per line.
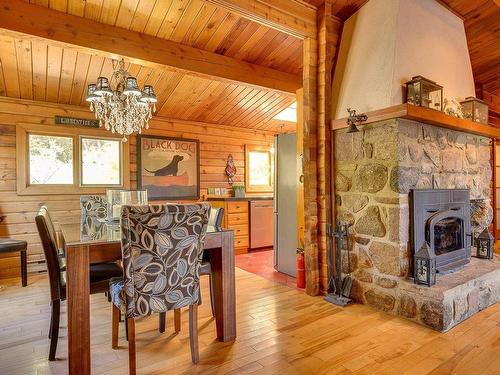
<box><xmin>29</xmin><ymin>134</ymin><xmax>74</xmax><ymax>185</ymax></box>
<box><xmin>17</xmin><ymin>124</ymin><xmax>129</xmax><ymax>195</ymax></box>
<box><xmin>81</xmin><ymin>137</ymin><xmax>121</xmax><ymax>186</ymax></box>
<box><xmin>245</xmin><ymin>145</ymin><xmax>273</xmax><ymax>193</ymax></box>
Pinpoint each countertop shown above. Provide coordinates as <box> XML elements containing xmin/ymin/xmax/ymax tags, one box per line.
<box><xmin>206</xmin><ymin>196</ymin><xmax>273</xmax><ymax>201</ymax></box>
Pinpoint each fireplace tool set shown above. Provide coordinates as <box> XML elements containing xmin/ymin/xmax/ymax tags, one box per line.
<box><xmin>324</xmin><ymin>222</ymin><xmax>353</xmax><ymax>307</ymax></box>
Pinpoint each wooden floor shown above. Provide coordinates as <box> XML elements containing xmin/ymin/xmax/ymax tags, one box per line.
<box><xmin>0</xmin><ymin>269</ymin><xmax>499</xmax><ymax>375</ymax></box>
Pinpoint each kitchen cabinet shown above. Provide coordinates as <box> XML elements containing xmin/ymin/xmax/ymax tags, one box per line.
<box><xmin>207</xmin><ymin>197</ymin><xmax>273</xmax><ymax>254</ymax></box>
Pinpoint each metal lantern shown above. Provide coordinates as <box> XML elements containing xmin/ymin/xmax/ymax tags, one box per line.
<box><xmin>414</xmin><ymin>242</ymin><xmax>436</xmax><ymax>287</ymax></box>
<box><xmin>405</xmin><ymin>75</ymin><xmax>443</xmax><ymax>111</ymax></box>
<box><xmin>476</xmin><ymin>228</ymin><xmax>494</xmax><ymax>259</ymax></box>
<box><xmin>460</xmin><ymin>97</ymin><xmax>489</xmax><ymax>124</ymax></box>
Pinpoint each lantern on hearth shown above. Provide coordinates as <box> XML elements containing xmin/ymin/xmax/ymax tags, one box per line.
<box><xmin>476</xmin><ymin>228</ymin><xmax>494</xmax><ymax>259</ymax></box>
<box><xmin>460</xmin><ymin>97</ymin><xmax>489</xmax><ymax>124</ymax></box>
<box><xmin>405</xmin><ymin>76</ymin><xmax>443</xmax><ymax>111</ymax></box>
<box><xmin>414</xmin><ymin>242</ymin><xmax>436</xmax><ymax>287</ymax></box>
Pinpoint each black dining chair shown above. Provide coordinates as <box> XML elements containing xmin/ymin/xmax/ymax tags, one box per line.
<box><xmin>109</xmin><ymin>203</ymin><xmax>210</xmax><ymax>372</ymax></box>
<box><xmin>35</xmin><ymin>206</ymin><xmax>123</xmax><ymax>361</ymax></box>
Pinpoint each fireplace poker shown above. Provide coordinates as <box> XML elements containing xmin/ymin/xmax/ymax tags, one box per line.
<box><xmin>341</xmin><ymin>223</ymin><xmax>353</xmax><ymax>298</ymax></box>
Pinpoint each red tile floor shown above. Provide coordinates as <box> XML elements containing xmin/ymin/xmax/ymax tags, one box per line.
<box><xmin>235</xmin><ymin>249</ymin><xmax>304</xmax><ymax>291</ymax></box>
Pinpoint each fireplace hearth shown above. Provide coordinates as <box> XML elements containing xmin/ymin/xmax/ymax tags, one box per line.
<box><xmin>410</xmin><ymin>189</ymin><xmax>471</xmax><ymax>274</ymax></box>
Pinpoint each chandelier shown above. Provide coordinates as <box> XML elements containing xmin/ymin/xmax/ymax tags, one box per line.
<box><xmin>85</xmin><ymin>59</ymin><xmax>157</xmax><ymax>141</ymax></box>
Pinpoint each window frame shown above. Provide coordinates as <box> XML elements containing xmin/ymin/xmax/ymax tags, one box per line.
<box><xmin>16</xmin><ymin>123</ymin><xmax>130</xmax><ymax>195</ymax></box>
<box><xmin>245</xmin><ymin>144</ymin><xmax>274</xmax><ymax>193</ymax></box>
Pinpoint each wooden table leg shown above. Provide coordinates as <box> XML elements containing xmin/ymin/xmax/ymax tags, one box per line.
<box><xmin>66</xmin><ymin>245</ymin><xmax>91</xmax><ymax>375</ymax></box>
<box><xmin>20</xmin><ymin>249</ymin><xmax>27</xmax><ymax>287</ymax></box>
<box><xmin>210</xmin><ymin>231</ymin><xmax>236</xmax><ymax>341</ymax></box>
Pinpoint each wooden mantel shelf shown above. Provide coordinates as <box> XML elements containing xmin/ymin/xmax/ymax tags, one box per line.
<box><xmin>331</xmin><ymin>104</ymin><xmax>500</xmax><ymax>139</ymax></box>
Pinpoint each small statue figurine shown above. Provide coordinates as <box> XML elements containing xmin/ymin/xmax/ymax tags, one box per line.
<box><xmin>225</xmin><ymin>154</ymin><xmax>237</xmax><ymax>185</ymax></box>
<box><xmin>346</xmin><ymin>108</ymin><xmax>368</xmax><ymax>133</ymax></box>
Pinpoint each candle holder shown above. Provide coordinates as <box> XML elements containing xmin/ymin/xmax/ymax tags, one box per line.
<box><xmin>106</xmin><ymin>189</ymin><xmax>148</xmax><ymax>221</ymax></box>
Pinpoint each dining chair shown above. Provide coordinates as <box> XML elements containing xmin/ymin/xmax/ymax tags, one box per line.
<box><xmin>35</xmin><ymin>206</ymin><xmax>123</xmax><ymax>361</ymax></box>
<box><xmin>80</xmin><ymin>195</ymin><xmax>109</xmax><ymax>222</ymax></box>
<box><xmin>109</xmin><ymin>203</ymin><xmax>210</xmax><ymax>372</ymax></box>
<box><xmin>158</xmin><ymin>206</ymin><xmax>223</xmax><ymax>330</ymax></box>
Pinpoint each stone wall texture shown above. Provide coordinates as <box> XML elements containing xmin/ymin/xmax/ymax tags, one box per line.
<box><xmin>335</xmin><ymin>118</ymin><xmax>497</xmax><ymax>331</ymax></box>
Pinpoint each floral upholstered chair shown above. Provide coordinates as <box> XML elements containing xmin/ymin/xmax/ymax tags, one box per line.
<box><xmin>109</xmin><ymin>203</ymin><xmax>210</xmax><ymax>372</ymax></box>
<box><xmin>80</xmin><ymin>195</ymin><xmax>108</xmax><ymax>222</ymax></box>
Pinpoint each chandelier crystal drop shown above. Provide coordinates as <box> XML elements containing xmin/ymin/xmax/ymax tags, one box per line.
<box><xmin>86</xmin><ymin>59</ymin><xmax>157</xmax><ymax>142</ymax></box>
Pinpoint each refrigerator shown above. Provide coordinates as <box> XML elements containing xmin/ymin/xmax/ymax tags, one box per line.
<box><xmin>273</xmin><ymin>133</ymin><xmax>298</xmax><ymax>277</ymax></box>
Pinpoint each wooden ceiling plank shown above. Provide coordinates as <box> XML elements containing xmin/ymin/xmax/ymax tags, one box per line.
<box><xmin>142</xmin><ymin>0</ymin><xmax>172</xmax><ymax>36</ymax></box>
<box><xmin>46</xmin><ymin>45</ymin><xmax>63</xmax><ymax>103</ymax></box>
<box><xmin>57</xmin><ymin>48</ymin><xmax>77</xmax><ymax>103</ymax></box>
<box><xmin>115</xmin><ymin>0</ymin><xmax>141</xmax><ymax>30</ymax></box>
<box><xmin>170</xmin><ymin>0</ymin><xmax>210</xmax><ymax>44</ymax></box>
<box><xmin>31</xmin><ymin>40</ymin><xmax>47</xmax><ymax>102</ymax></box>
<box><xmin>191</xmin><ymin>8</ymin><xmax>230</xmax><ymax>50</ymax></box>
<box><xmin>214</xmin><ymin>18</ymin><xmax>251</xmax><ymax>55</ymax></box>
<box><xmin>230</xmin><ymin>24</ymin><xmax>272</xmax><ymax>61</ymax></box>
<box><xmin>83</xmin><ymin>0</ymin><xmax>104</xmax><ymax>22</ymax></box>
<box><xmin>15</xmin><ymin>39</ymin><xmax>33</xmax><ymax>99</ymax></box>
<box><xmin>246</xmin><ymin>93</ymin><xmax>293</xmax><ymax>126</ymax></box>
<box><xmin>181</xmin><ymin>80</ymin><xmax>221</xmax><ymax>119</ymax></box>
<box><xmin>0</xmin><ymin>0</ymin><xmax>302</xmax><ymax>93</ymax></box>
<box><xmin>159</xmin><ymin>75</ymin><xmax>211</xmax><ymax>117</ymax></box>
<box><xmin>77</xmin><ymin>55</ymin><xmax>105</xmax><ymax>106</ymax></box>
<box><xmin>202</xmin><ymin>12</ymin><xmax>239</xmax><ymax>52</ymax></box>
<box><xmin>169</xmin><ymin>78</ymin><xmax>215</xmax><ymax>118</ymax></box>
<box><xmin>68</xmin><ymin>52</ymin><xmax>91</xmax><ymax>105</ymax></box>
<box><xmin>229</xmin><ymin>90</ymin><xmax>278</xmax><ymax>125</ymax></box>
<box><xmin>181</xmin><ymin>2</ymin><xmax>218</xmax><ymax>46</ymax></box>
<box><xmin>189</xmin><ymin>81</ymin><xmax>231</xmax><ymax>118</ymax></box>
<box><xmin>220</xmin><ymin>89</ymin><xmax>269</xmax><ymax>124</ymax></box>
<box><xmin>204</xmin><ymin>0</ymin><xmax>317</xmax><ymax>39</ymax></box>
<box><xmin>156</xmin><ymin>0</ymin><xmax>191</xmax><ymax>40</ymax></box>
<box><xmin>197</xmin><ymin>83</ymin><xmax>240</xmax><ymax>122</ymax></box>
<box><xmin>215</xmin><ymin>86</ymin><xmax>260</xmax><ymax>122</ymax></box>
<box><xmin>67</xmin><ymin>0</ymin><xmax>85</xmax><ymax>17</ymax></box>
<box><xmin>154</xmin><ymin>71</ymin><xmax>186</xmax><ymax>114</ymax></box>
<box><xmin>129</xmin><ymin>0</ymin><xmax>158</xmax><ymax>33</ymax></box>
<box><xmin>99</xmin><ymin>0</ymin><xmax>121</xmax><ymax>25</ymax></box>
<box><xmin>207</xmin><ymin>85</ymin><xmax>253</xmax><ymax>123</ymax></box>
<box><xmin>222</xmin><ymin>20</ymin><xmax>260</xmax><ymax>57</ymax></box>
<box><xmin>49</xmin><ymin>0</ymin><xmax>68</xmax><ymax>12</ymax></box>
<box><xmin>0</xmin><ymin>35</ymin><xmax>21</xmax><ymax>98</ymax></box>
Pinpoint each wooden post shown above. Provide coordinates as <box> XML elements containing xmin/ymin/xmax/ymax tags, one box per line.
<box><xmin>301</xmin><ymin>2</ymin><xmax>343</xmax><ymax>295</ymax></box>
<box><xmin>316</xmin><ymin>1</ymin><xmax>342</xmax><ymax>292</ymax></box>
<box><xmin>302</xmin><ymin>36</ymin><xmax>320</xmax><ymax>295</ymax></box>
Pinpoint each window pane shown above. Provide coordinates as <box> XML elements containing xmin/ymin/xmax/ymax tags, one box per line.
<box><xmin>81</xmin><ymin>137</ymin><xmax>121</xmax><ymax>185</ymax></box>
<box><xmin>249</xmin><ymin>151</ymin><xmax>270</xmax><ymax>185</ymax></box>
<box><xmin>29</xmin><ymin>134</ymin><xmax>73</xmax><ymax>184</ymax></box>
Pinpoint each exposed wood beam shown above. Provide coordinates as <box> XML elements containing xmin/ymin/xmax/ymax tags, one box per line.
<box><xmin>205</xmin><ymin>0</ymin><xmax>317</xmax><ymax>39</ymax></box>
<box><xmin>0</xmin><ymin>0</ymin><xmax>301</xmax><ymax>94</ymax></box>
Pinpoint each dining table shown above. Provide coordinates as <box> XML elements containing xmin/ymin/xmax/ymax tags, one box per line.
<box><xmin>60</xmin><ymin>219</ymin><xmax>236</xmax><ymax>375</ymax></box>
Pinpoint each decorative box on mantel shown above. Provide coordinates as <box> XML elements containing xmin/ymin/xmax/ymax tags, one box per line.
<box><xmin>405</xmin><ymin>75</ymin><xmax>443</xmax><ymax>111</ymax></box>
<box><xmin>460</xmin><ymin>97</ymin><xmax>489</xmax><ymax>125</ymax></box>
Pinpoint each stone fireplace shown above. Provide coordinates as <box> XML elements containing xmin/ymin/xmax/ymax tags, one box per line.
<box><xmin>335</xmin><ymin>118</ymin><xmax>500</xmax><ymax>331</ymax></box>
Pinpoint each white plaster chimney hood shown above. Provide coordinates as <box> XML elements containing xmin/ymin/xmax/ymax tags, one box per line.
<box><xmin>331</xmin><ymin>0</ymin><xmax>476</xmax><ymax>119</ymax></box>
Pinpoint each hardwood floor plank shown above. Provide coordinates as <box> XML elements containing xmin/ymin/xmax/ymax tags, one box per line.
<box><xmin>0</xmin><ymin>269</ymin><xmax>498</xmax><ymax>374</ymax></box>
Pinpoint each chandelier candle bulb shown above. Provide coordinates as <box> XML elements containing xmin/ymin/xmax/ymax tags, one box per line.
<box><xmin>86</xmin><ymin>59</ymin><xmax>156</xmax><ymax>141</ymax></box>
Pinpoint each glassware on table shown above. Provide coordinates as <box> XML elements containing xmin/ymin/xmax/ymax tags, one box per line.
<box><xmin>106</xmin><ymin>189</ymin><xmax>148</xmax><ymax>221</ymax></box>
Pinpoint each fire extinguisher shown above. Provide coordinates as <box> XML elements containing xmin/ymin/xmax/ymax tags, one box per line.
<box><xmin>297</xmin><ymin>244</ymin><xmax>305</xmax><ymax>288</ymax></box>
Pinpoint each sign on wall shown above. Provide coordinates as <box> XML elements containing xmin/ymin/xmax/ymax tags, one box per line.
<box><xmin>137</xmin><ymin>135</ymin><xmax>200</xmax><ymax>200</ymax></box>
<box><xmin>55</xmin><ymin>116</ymin><xmax>100</xmax><ymax>128</ymax></box>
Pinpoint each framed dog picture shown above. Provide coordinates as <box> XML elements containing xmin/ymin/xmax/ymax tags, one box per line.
<box><xmin>137</xmin><ymin>135</ymin><xmax>200</xmax><ymax>200</ymax></box>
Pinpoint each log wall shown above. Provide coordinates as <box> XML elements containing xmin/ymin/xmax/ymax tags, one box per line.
<box><xmin>0</xmin><ymin>96</ymin><xmax>274</xmax><ymax>278</ymax></box>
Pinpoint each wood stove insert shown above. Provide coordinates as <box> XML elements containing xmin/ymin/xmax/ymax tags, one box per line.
<box><xmin>410</xmin><ymin>189</ymin><xmax>471</xmax><ymax>274</ymax></box>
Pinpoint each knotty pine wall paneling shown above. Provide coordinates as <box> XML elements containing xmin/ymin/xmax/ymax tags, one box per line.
<box><xmin>0</xmin><ymin>97</ymin><xmax>274</xmax><ymax>278</ymax></box>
